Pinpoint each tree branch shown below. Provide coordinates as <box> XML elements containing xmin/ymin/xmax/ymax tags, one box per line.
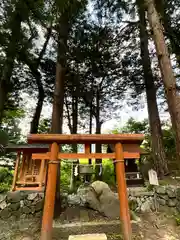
<box><xmin>36</xmin><ymin>23</ymin><xmax>53</xmax><ymax>66</ymax></box>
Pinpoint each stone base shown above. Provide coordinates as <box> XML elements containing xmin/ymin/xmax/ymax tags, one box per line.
<box><xmin>69</xmin><ymin>233</ymin><xmax>107</xmax><ymax>240</ymax></box>
<box><xmin>0</xmin><ymin>191</ymin><xmax>44</xmax><ymax>220</ymax></box>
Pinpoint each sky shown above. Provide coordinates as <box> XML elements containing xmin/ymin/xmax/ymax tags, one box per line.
<box><xmin>20</xmin><ymin>98</ymin><xmax>148</xmax><ymax>136</ymax></box>
<box><xmin>19</xmin><ymin>91</ymin><xmax>169</xmax><ymax>137</ymax></box>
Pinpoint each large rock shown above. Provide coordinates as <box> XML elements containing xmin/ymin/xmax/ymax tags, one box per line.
<box><xmin>68</xmin><ymin>181</ymin><xmax>143</xmax><ymax>219</ymax></box>
<box><xmin>77</xmin><ymin>181</ymin><xmax>121</xmax><ymax>219</ymax></box>
<box><xmin>77</xmin><ymin>183</ymin><xmax>101</xmax><ymax>211</ymax></box>
<box><xmin>91</xmin><ymin>181</ymin><xmax>111</xmax><ymax>196</ymax></box>
<box><xmin>98</xmin><ymin>188</ymin><xmax>120</xmax><ymax>219</ymax></box>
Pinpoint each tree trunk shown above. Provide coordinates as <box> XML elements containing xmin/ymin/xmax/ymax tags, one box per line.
<box><xmin>30</xmin><ymin>72</ymin><xmax>45</xmax><ymax>133</ymax></box>
<box><xmin>89</xmin><ymin>101</ymin><xmax>93</xmax><ymax>165</ymax></box>
<box><xmin>70</xmin><ymin>92</ymin><xmax>79</xmax><ymax>191</ymax></box>
<box><xmin>51</xmin><ymin>15</ymin><xmax>69</xmax><ymax>217</ymax></box>
<box><xmin>84</xmin><ymin>101</ymin><xmax>93</xmax><ymax>182</ymax></box>
<box><xmin>155</xmin><ymin>0</ymin><xmax>180</xmax><ymax>67</ymax></box>
<box><xmin>95</xmin><ymin>90</ymin><xmax>102</xmax><ymax>180</ymax></box>
<box><xmin>0</xmin><ymin>83</ymin><xmax>7</xmax><ymax>125</ymax></box>
<box><xmin>0</xmin><ymin>7</ymin><xmax>22</xmax><ymax>123</ymax></box>
<box><xmin>51</xmin><ymin>61</ymin><xmax>65</xmax><ymax>134</ymax></box>
<box><xmin>145</xmin><ymin>0</ymin><xmax>180</xmax><ymax>162</ymax></box>
<box><xmin>30</xmin><ymin>27</ymin><xmax>52</xmax><ymax>133</ymax></box>
<box><xmin>72</xmin><ymin>95</ymin><xmax>78</xmax><ymax>136</ymax></box>
<box><xmin>137</xmin><ymin>0</ymin><xmax>169</xmax><ymax>177</ymax></box>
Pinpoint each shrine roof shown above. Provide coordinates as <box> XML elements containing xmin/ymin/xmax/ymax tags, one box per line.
<box><xmin>4</xmin><ymin>144</ymin><xmax>49</xmax><ymax>152</ymax></box>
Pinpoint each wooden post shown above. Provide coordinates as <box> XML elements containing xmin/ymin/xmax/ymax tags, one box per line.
<box><xmin>85</xmin><ymin>143</ymin><xmax>90</xmax><ymax>154</ymax></box>
<box><xmin>19</xmin><ymin>153</ymin><xmax>26</xmax><ymax>179</ymax></box>
<box><xmin>115</xmin><ymin>143</ymin><xmax>132</xmax><ymax>240</ymax></box>
<box><xmin>85</xmin><ymin>143</ymin><xmax>91</xmax><ymax>182</ymax></box>
<box><xmin>39</xmin><ymin>159</ymin><xmax>45</xmax><ymax>187</ymax></box>
<box><xmin>12</xmin><ymin>151</ymin><xmax>21</xmax><ymax>191</ymax></box>
<box><xmin>40</xmin><ymin>142</ymin><xmax>59</xmax><ymax>240</ymax></box>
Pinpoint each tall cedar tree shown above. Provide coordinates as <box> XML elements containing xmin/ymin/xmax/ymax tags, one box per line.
<box><xmin>145</xmin><ymin>0</ymin><xmax>180</xmax><ymax>162</ymax></box>
<box><xmin>137</xmin><ymin>0</ymin><xmax>168</xmax><ymax>176</ymax></box>
<box><xmin>51</xmin><ymin>0</ymin><xmax>87</xmax><ymax>214</ymax></box>
<box><xmin>155</xmin><ymin>0</ymin><xmax>180</xmax><ymax>68</ymax></box>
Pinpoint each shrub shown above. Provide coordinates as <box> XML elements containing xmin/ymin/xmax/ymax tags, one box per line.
<box><xmin>102</xmin><ymin>160</ymin><xmax>116</xmax><ymax>186</ymax></box>
<box><xmin>60</xmin><ymin>162</ymin><xmax>72</xmax><ymax>192</ymax></box>
<box><xmin>0</xmin><ymin>167</ymin><xmax>13</xmax><ymax>192</ymax></box>
<box><xmin>0</xmin><ymin>182</ymin><xmax>11</xmax><ymax>193</ymax></box>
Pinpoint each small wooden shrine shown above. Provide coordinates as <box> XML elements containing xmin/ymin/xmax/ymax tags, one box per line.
<box><xmin>5</xmin><ymin>144</ymin><xmax>49</xmax><ymax>191</ymax></box>
<box><xmin>107</xmin><ymin>144</ymin><xmax>144</xmax><ymax>186</ymax></box>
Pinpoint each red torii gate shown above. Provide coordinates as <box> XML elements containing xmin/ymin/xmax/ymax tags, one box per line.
<box><xmin>27</xmin><ymin>133</ymin><xmax>144</xmax><ymax>240</ymax></box>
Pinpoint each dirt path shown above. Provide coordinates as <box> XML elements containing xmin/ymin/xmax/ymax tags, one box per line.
<box><xmin>0</xmin><ymin>207</ymin><xmax>180</xmax><ymax>239</ymax></box>
<box><xmin>137</xmin><ymin>213</ymin><xmax>180</xmax><ymax>240</ymax></box>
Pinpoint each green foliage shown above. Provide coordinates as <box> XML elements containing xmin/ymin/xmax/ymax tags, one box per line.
<box><xmin>38</xmin><ymin>118</ymin><xmax>51</xmax><ymax>133</ymax></box>
<box><xmin>0</xmin><ymin>167</ymin><xmax>13</xmax><ymax>193</ymax></box>
<box><xmin>101</xmin><ymin>160</ymin><xmax>116</xmax><ymax>186</ymax></box>
<box><xmin>162</xmin><ymin>126</ymin><xmax>176</xmax><ymax>160</ymax></box>
<box><xmin>113</xmin><ymin>118</ymin><xmax>176</xmax><ymax>159</ymax></box>
<box><xmin>60</xmin><ymin>162</ymin><xmax>72</xmax><ymax>191</ymax></box>
<box><xmin>0</xmin><ymin>108</ymin><xmax>25</xmax><ymax>164</ymax></box>
<box><xmin>120</xmin><ymin>118</ymin><xmax>149</xmax><ymax>134</ymax></box>
<box><xmin>0</xmin><ymin>168</ymin><xmax>13</xmax><ymax>184</ymax></box>
<box><xmin>1</xmin><ymin>109</ymin><xmax>24</xmax><ymax>145</ymax></box>
<box><xmin>0</xmin><ymin>182</ymin><xmax>11</xmax><ymax>193</ymax></box>
<box><xmin>1</xmin><ymin>108</ymin><xmax>25</xmax><ymax>144</ymax></box>
<box><xmin>112</xmin><ymin>117</ymin><xmax>151</xmax><ymax>151</ymax></box>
